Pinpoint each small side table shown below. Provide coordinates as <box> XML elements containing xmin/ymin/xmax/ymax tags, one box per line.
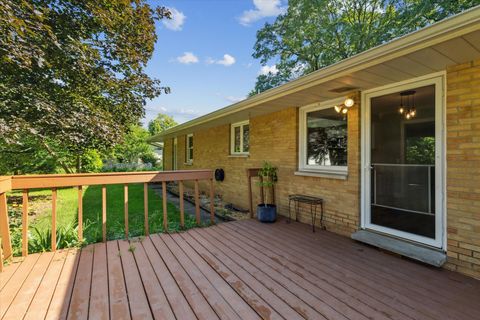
<box><xmin>288</xmin><ymin>194</ymin><xmax>324</xmax><ymax>232</ymax></box>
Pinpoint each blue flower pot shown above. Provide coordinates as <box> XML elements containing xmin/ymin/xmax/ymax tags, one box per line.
<box><xmin>257</xmin><ymin>204</ymin><xmax>277</xmax><ymax>222</ymax></box>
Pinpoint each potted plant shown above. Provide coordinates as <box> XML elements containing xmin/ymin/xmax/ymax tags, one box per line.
<box><xmin>256</xmin><ymin>161</ymin><xmax>278</xmax><ymax>222</ymax></box>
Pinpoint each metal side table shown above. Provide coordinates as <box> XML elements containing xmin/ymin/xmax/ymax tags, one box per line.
<box><xmin>288</xmin><ymin>194</ymin><xmax>324</xmax><ymax>232</ymax></box>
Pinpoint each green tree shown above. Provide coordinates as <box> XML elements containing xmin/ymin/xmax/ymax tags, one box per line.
<box><xmin>248</xmin><ymin>72</ymin><xmax>290</xmax><ymax>97</ymax></box>
<box><xmin>250</xmin><ymin>0</ymin><xmax>479</xmax><ymax>94</ymax></box>
<box><xmin>0</xmin><ymin>0</ymin><xmax>171</xmax><ymax>173</ymax></box>
<box><xmin>148</xmin><ymin>113</ymin><xmax>178</xmax><ymax>136</ymax></box>
<box><xmin>113</xmin><ymin>125</ymin><xmax>157</xmax><ymax>166</ymax></box>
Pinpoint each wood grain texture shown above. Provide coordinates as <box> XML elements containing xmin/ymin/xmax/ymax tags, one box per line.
<box><xmin>2</xmin><ymin>220</ymin><xmax>479</xmax><ymax>320</ymax></box>
<box><xmin>143</xmin><ymin>183</ymin><xmax>149</xmax><ymax>236</ymax></box>
<box><xmin>102</xmin><ymin>185</ymin><xmax>106</xmax><ymax>242</ymax></box>
<box><xmin>78</xmin><ymin>186</ymin><xmax>83</xmax><ymax>241</ymax></box>
<box><xmin>124</xmin><ymin>184</ymin><xmax>129</xmax><ymax>239</ymax></box>
<box><xmin>0</xmin><ymin>192</ymin><xmax>12</xmax><ymax>260</ymax></box>
<box><xmin>52</xmin><ymin>188</ymin><xmax>57</xmax><ymax>251</ymax></box>
<box><xmin>162</xmin><ymin>181</ymin><xmax>168</xmax><ymax>232</ymax></box>
<box><xmin>22</xmin><ymin>190</ymin><xmax>28</xmax><ymax>256</ymax></box>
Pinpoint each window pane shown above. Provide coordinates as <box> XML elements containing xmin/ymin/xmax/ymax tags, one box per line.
<box><xmin>243</xmin><ymin>124</ymin><xmax>249</xmax><ymax>152</ymax></box>
<box><xmin>189</xmin><ymin>148</ymin><xmax>193</xmax><ymax>161</ymax></box>
<box><xmin>306</xmin><ymin>108</ymin><xmax>347</xmax><ymax>166</ymax></box>
<box><xmin>234</xmin><ymin>126</ymin><xmax>241</xmax><ymax>152</ymax></box>
<box><xmin>188</xmin><ymin>136</ymin><xmax>193</xmax><ymax>148</ymax></box>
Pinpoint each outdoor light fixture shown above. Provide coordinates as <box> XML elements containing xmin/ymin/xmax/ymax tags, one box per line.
<box><xmin>399</xmin><ymin>90</ymin><xmax>417</xmax><ymax>120</ymax></box>
<box><xmin>334</xmin><ymin>97</ymin><xmax>355</xmax><ymax>114</ymax></box>
<box><xmin>344</xmin><ymin>98</ymin><xmax>354</xmax><ymax>107</ymax></box>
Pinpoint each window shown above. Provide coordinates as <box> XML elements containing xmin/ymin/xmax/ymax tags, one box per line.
<box><xmin>186</xmin><ymin>134</ymin><xmax>193</xmax><ymax>163</ymax></box>
<box><xmin>230</xmin><ymin>121</ymin><xmax>249</xmax><ymax>154</ymax></box>
<box><xmin>299</xmin><ymin>98</ymin><xmax>348</xmax><ymax>174</ymax></box>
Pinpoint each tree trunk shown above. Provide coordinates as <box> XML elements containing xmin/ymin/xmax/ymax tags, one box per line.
<box><xmin>76</xmin><ymin>155</ymin><xmax>81</xmax><ymax>173</ymax></box>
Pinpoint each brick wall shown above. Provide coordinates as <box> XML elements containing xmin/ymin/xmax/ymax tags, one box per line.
<box><xmin>163</xmin><ymin>60</ymin><xmax>480</xmax><ymax>279</ymax></box>
<box><xmin>444</xmin><ymin>59</ymin><xmax>480</xmax><ymax>278</ymax></box>
<box><xmin>169</xmin><ymin>92</ymin><xmax>361</xmax><ymax>237</ymax></box>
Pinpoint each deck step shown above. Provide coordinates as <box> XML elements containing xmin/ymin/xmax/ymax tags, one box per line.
<box><xmin>351</xmin><ymin>230</ymin><xmax>447</xmax><ymax>267</ymax></box>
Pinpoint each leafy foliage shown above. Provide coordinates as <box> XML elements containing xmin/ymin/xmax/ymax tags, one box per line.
<box><xmin>406</xmin><ymin>136</ymin><xmax>435</xmax><ymax>164</ymax></box>
<box><xmin>257</xmin><ymin>161</ymin><xmax>278</xmax><ymax>205</ymax></box>
<box><xmin>148</xmin><ymin>113</ymin><xmax>178</xmax><ymax>136</ymax></box>
<box><xmin>110</xmin><ymin>125</ymin><xmax>157</xmax><ymax>166</ymax></box>
<box><xmin>250</xmin><ymin>0</ymin><xmax>479</xmax><ymax>94</ymax></box>
<box><xmin>0</xmin><ymin>0</ymin><xmax>171</xmax><ymax>172</ymax></box>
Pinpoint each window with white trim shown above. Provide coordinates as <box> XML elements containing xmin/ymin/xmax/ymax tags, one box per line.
<box><xmin>299</xmin><ymin>98</ymin><xmax>348</xmax><ymax>175</ymax></box>
<box><xmin>186</xmin><ymin>133</ymin><xmax>193</xmax><ymax>163</ymax></box>
<box><xmin>230</xmin><ymin>121</ymin><xmax>249</xmax><ymax>155</ymax></box>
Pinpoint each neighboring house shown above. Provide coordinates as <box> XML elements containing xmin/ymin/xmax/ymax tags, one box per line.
<box><xmin>150</xmin><ymin>141</ymin><xmax>164</xmax><ymax>166</ymax></box>
<box><xmin>150</xmin><ymin>8</ymin><xmax>480</xmax><ymax>279</ymax></box>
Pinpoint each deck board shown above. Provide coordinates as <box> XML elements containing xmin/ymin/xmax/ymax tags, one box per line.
<box><xmin>1</xmin><ymin>219</ymin><xmax>479</xmax><ymax>320</ymax></box>
<box><xmin>24</xmin><ymin>250</ymin><xmax>69</xmax><ymax>320</ymax></box>
<box><xmin>3</xmin><ymin>252</ymin><xmax>54</xmax><ymax>320</ymax></box>
<box><xmin>45</xmin><ymin>249</ymin><xmax>80</xmax><ymax>320</ymax></box>
<box><xmin>68</xmin><ymin>245</ymin><xmax>94</xmax><ymax>320</ymax></box>
<box><xmin>118</xmin><ymin>240</ymin><xmax>152</xmax><ymax>320</ymax></box>
<box><xmin>0</xmin><ymin>254</ymin><xmax>40</xmax><ymax>318</ymax></box>
<box><xmin>106</xmin><ymin>240</ymin><xmax>130</xmax><ymax>320</ymax></box>
<box><xmin>89</xmin><ymin>243</ymin><xmax>109</xmax><ymax>320</ymax></box>
<box><xmin>254</xmin><ymin>220</ymin><xmax>477</xmax><ymax>319</ymax></box>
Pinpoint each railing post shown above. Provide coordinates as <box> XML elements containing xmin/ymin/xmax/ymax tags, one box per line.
<box><xmin>162</xmin><ymin>181</ymin><xmax>168</xmax><ymax>232</ymax></box>
<box><xmin>102</xmin><ymin>185</ymin><xmax>107</xmax><ymax>242</ymax></box>
<box><xmin>78</xmin><ymin>186</ymin><xmax>83</xmax><ymax>241</ymax></box>
<box><xmin>194</xmin><ymin>180</ymin><xmax>200</xmax><ymax>225</ymax></box>
<box><xmin>51</xmin><ymin>188</ymin><xmax>57</xmax><ymax>251</ymax></box>
<box><xmin>0</xmin><ymin>238</ymin><xmax>3</xmax><ymax>272</ymax></box>
<box><xmin>209</xmin><ymin>179</ymin><xmax>215</xmax><ymax>225</ymax></box>
<box><xmin>0</xmin><ymin>192</ymin><xmax>12</xmax><ymax>261</ymax></box>
<box><xmin>144</xmin><ymin>183</ymin><xmax>149</xmax><ymax>236</ymax></box>
<box><xmin>22</xmin><ymin>189</ymin><xmax>28</xmax><ymax>256</ymax></box>
<box><xmin>179</xmin><ymin>181</ymin><xmax>184</xmax><ymax>229</ymax></box>
<box><xmin>124</xmin><ymin>184</ymin><xmax>129</xmax><ymax>239</ymax></box>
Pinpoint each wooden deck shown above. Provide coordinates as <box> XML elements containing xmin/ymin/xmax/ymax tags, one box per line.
<box><xmin>1</xmin><ymin>219</ymin><xmax>479</xmax><ymax>320</ymax></box>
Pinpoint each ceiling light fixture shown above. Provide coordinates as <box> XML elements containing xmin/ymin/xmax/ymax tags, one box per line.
<box><xmin>399</xmin><ymin>90</ymin><xmax>417</xmax><ymax>120</ymax></box>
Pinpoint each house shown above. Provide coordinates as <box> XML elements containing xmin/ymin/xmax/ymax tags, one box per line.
<box><xmin>150</xmin><ymin>7</ymin><xmax>480</xmax><ymax>279</ymax></box>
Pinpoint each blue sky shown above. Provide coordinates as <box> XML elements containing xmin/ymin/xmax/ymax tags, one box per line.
<box><xmin>143</xmin><ymin>0</ymin><xmax>286</xmax><ymax>125</ymax></box>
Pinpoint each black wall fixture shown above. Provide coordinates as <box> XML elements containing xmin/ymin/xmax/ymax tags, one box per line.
<box><xmin>214</xmin><ymin>168</ymin><xmax>225</xmax><ymax>182</ymax></box>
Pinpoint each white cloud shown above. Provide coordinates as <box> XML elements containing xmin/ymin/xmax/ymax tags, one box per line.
<box><xmin>259</xmin><ymin>64</ymin><xmax>278</xmax><ymax>75</ymax></box>
<box><xmin>144</xmin><ymin>105</ymin><xmax>202</xmax><ymax>125</ymax></box>
<box><xmin>205</xmin><ymin>57</ymin><xmax>215</xmax><ymax>65</ymax></box>
<box><xmin>176</xmin><ymin>52</ymin><xmax>199</xmax><ymax>64</ymax></box>
<box><xmin>239</xmin><ymin>0</ymin><xmax>287</xmax><ymax>26</ymax></box>
<box><xmin>162</xmin><ymin>7</ymin><xmax>186</xmax><ymax>31</ymax></box>
<box><xmin>206</xmin><ymin>54</ymin><xmax>236</xmax><ymax>66</ymax></box>
<box><xmin>217</xmin><ymin>54</ymin><xmax>236</xmax><ymax>66</ymax></box>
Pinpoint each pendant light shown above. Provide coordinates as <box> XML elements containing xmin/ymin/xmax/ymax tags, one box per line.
<box><xmin>399</xmin><ymin>91</ymin><xmax>417</xmax><ymax>120</ymax></box>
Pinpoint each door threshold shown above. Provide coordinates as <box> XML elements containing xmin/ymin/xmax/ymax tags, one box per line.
<box><xmin>351</xmin><ymin>230</ymin><xmax>446</xmax><ymax>267</ymax></box>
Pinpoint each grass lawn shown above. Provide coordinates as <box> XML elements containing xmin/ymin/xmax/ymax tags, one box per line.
<box><xmin>8</xmin><ymin>184</ymin><xmax>197</xmax><ymax>255</ymax></box>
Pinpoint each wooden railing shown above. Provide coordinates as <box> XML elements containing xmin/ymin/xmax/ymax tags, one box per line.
<box><xmin>0</xmin><ymin>170</ymin><xmax>215</xmax><ymax>270</ymax></box>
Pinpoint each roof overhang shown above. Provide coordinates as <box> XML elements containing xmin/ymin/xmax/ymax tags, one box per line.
<box><xmin>150</xmin><ymin>6</ymin><xmax>480</xmax><ymax>142</ymax></box>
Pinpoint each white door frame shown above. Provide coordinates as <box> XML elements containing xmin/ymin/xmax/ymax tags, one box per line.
<box><xmin>360</xmin><ymin>72</ymin><xmax>446</xmax><ymax>249</ymax></box>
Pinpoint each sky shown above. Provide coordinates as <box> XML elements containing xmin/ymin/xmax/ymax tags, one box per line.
<box><xmin>143</xmin><ymin>0</ymin><xmax>286</xmax><ymax>125</ymax></box>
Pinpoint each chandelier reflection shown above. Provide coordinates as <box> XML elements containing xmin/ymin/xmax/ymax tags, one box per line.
<box><xmin>399</xmin><ymin>90</ymin><xmax>417</xmax><ymax>120</ymax></box>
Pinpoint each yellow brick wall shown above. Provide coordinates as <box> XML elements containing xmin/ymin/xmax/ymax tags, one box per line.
<box><xmin>444</xmin><ymin>59</ymin><xmax>480</xmax><ymax>279</ymax></box>
<box><xmin>163</xmin><ymin>60</ymin><xmax>480</xmax><ymax>279</ymax></box>
<box><xmin>169</xmin><ymin>92</ymin><xmax>360</xmax><ymax>236</ymax></box>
